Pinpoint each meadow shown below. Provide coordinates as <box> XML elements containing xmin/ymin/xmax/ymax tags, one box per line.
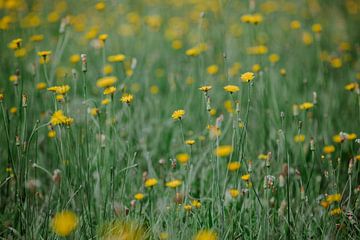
<box><xmin>0</xmin><ymin>0</ymin><xmax>359</xmax><ymax>239</ymax></box>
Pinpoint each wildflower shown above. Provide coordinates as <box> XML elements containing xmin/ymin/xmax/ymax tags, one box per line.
<box><xmin>50</xmin><ymin>110</ymin><xmax>71</xmax><ymax>126</ymax></box>
<box><xmin>30</xmin><ymin>34</ymin><xmax>44</xmax><ymax>42</ymax></box>
<box><xmin>299</xmin><ymin>102</ymin><xmax>314</xmax><ymax>110</ymax></box>
<box><xmin>145</xmin><ymin>178</ymin><xmax>158</xmax><ymax>188</ymax></box>
<box><xmin>241</xmin><ymin>174</ymin><xmax>250</xmax><ymax>181</ymax></box>
<box><xmin>48</xmin><ymin>130</ymin><xmax>56</xmax><ymax>138</ymax></box>
<box><xmin>108</xmin><ymin>54</ymin><xmax>126</xmax><ymax>62</ymax></box>
<box><xmin>176</xmin><ymin>153</ymin><xmax>189</xmax><ymax>164</ymax></box>
<box><xmin>172</xmin><ymin>40</ymin><xmax>182</xmax><ymax>50</ymax></box>
<box><xmin>269</xmin><ymin>54</ymin><xmax>280</xmax><ymax>63</ymax></box>
<box><xmin>332</xmin><ymin>134</ymin><xmax>344</xmax><ymax>143</ymax></box>
<box><xmin>11</xmin><ymin>38</ymin><xmax>22</xmax><ymax>49</ymax></box>
<box><xmin>302</xmin><ymin>32</ymin><xmax>313</xmax><ymax>45</ymax></box>
<box><xmin>172</xmin><ymin>109</ymin><xmax>185</xmax><ymax>120</ymax></box>
<box><xmin>165</xmin><ymin>179</ymin><xmax>182</xmax><ymax>188</ymax></box>
<box><xmin>312</xmin><ymin>23</ymin><xmax>322</xmax><ymax>33</ymax></box>
<box><xmin>191</xmin><ymin>200</ymin><xmax>201</xmax><ymax>208</ymax></box>
<box><xmin>160</xmin><ymin>232</ymin><xmax>169</xmax><ymax>240</ymax></box>
<box><xmin>10</xmin><ymin>107</ymin><xmax>17</xmax><ymax>114</ymax></box>
<box><xmin>323</xmin><ymin>145</ymin><xmax>335</xmax><ymax>154</ymax></box>
<box><xmin>207</xmin><ymin>65</ymin><xmax>219</xmax><ymax>75</ymax></box>
<box><xmin>326</xmin><ymin>193</ymin><xmax>342</xmax><ymax>204</ymax></box>
<box><xmin>47</xmin><ymin>85</ymin><xmax>70</xmax><ymax>95</ymax></box>
<box><xmin>229</xmin><ymin>189</ymin><xmax>240</xmax><ymax>198</ymax></box>
<box><xmin>96</xmin><ymin>76</ymin><xmax>117</xmax><ymax>88</ymax></box>
<box><xmin>185</xmin><ymin>139</ymin><xmax>195</xmax><ymax>145</ymax></box>
<box><xmin>280</xmin><ymin>68</ymin><xmax>286</xmax><ymax>76</ymax></box>
<box><xmin>0</xmin><ymin>93</ymin><xmax>4</xmax><ymax>102</ymax></box>
<box><xmin>224</xmin><ymin>85</ymin><xmax>240</xmax><ymax>93</ymax></box>
<box><xmin>214</xmin><ymin>145</ymin><xmax>233</xmax><ymax>157</ymax></box>
<box><xmin>103</xmin><ymin>86</ymin><xmax>116</xmax><ymax>95</ymax></box>
<box><xmin>252</xmin><ymin>64</ymin><xmax>261</xmax><ymax>73</ymax></box>
<box><xmin>240</xmin><ymin>72</ymin><xmax>255</xmax><ymax>82</ymax></box>
<box><xmin>247</xmin><ymin>45</ymin><xmax>268</xmax><ymax>55</ymax></box>
<box><xmin>134</xmin><ymin>193</ymin><xmax>144</xmax><ymax>201</ymax></box>
<box><xmin>193</xmin><ymin>229</ymin><xmax>217</xmax><ymax>240</ymax></box>
<box><xmin>184</xmin><ymin>205</ymin><xmax>192</xmax><ymax>211</ymax></box>
<box><xmin>290</xmin><ymin>20</ymin><xmax>301</xmax><ymax>29</ymax></box>
<box><xmin>320</xmin><ymin>200</ymin><xmax>329</xmax><ymax>209</ymax></box>
<box><xmin>101</xmin><ymin>99</ymin><xmax>110</xmax><ymax>105</ymax></box>
<box><xmin>98</xmin><ymin>220</ymin><xmax>147</xmax><ymax>239</ymax></box>
<box><xmin>347</xmin><ymin>133</ymin><xmax>357</xmax><ymax>140</ymax></box>
<box><xmin>14</xmin><ymin>48</ymin><xmax>27</xmax><ymax>58</ymax></box>
<box><xmin>185</xmin><ymin>46</ymin><xmax>201</xmax><ymax>56</ymax></box>
<box><xmin>38</xmin><ymin>51</ymin><xmax>52</xmax><ymax>60</ymax></box>
<box><xmin>56</xmin><ymin>95</ymin><xmax>64</xmax><ymax>102</ymax></box>
<box><xmin>36</xmin><ymin>82</ymin><xmax>47</xmax><ymax>90</ymax></box>
<box><xmin>95</xmin><ymin>1</ymin><xmax>105</xmax><ymax>11</ymax></box>
<box><xmin>98</xmin><ymin>34</ymin><xmax>108</xmax><ymax>42</ymax></box>
<box><xmin>294</xmin><ymin>134</ymin><xmax>305</xmax><ymax>143</ymax></box>
<box><xmin>345</xmin><ymin>83</ymin><xmax>358</xmax><ymax>91</ymax></box>
<box><xmin>330</xmin><ymin>207</ymin><xmax>341</xmax><ymax>216</ymax></box>
<box><xmin>51</xmin><ymin>210</ymin><xmax>78</xmax><ymax>237</ymax></box>
<box><xmin>69</xmin><ymin>54</ymin><xmax>80</xmax><ymax>64</ymax></box>
<box><xmin>227</xmin><ymin>162</ymin><xmax>241</xmax><ymax>171</ymax></box>
<box><xmin>90</xmin><ymin>108</ymin><xmax>99</xmax><ymax>117</ymax></box>
<box><xmin>330</xmin><ymin>58</ymin><xmax>342</xmax><ymax>68</ymax></box>
<box><xmin>120</xmin><ymin>94</ymin><xmax>134</xmax><ymax>104</ymax></box>
<box><xmin>199</xmin><ymin>85</ymin><xmax>212</xmax><ymax>93</ymax></box>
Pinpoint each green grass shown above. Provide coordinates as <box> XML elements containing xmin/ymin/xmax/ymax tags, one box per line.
<box><xmin>0</xmin><ymin>0</ymin><xmax>359</xmax><ymax>239</ymax></box>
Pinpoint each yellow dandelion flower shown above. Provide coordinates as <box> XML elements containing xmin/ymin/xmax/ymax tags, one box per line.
<box><xmin>312</xmin><ymin>23</ymin><xmax>322</xmax><ymax>33</ymax></box>
<box><xmin>120</xmin><ymin>94</ymin><xmax>134</xmax><ymax>104</ymax></box>
<box><xmin>199</xmin><ymin>85</ymin><xmax>212</xmax><ymax>93</ymax></box>
<box><xmin>330</xmin><ymin>58</ymin><xmax>342</xmax><ymax>68</ymax></box>
<box><xmin>258</xmin><ymin>154</ymin><xmax>268</xmax><ymax>160</ymax></box>
<box><xmin>95</xmin><ymin>2</ymin><xmax>105</xmax><ymax>11</ymax></box>
<box><xmin>241</xmin><ymin>174</ymin><xmax>250</xmax><ymax>181</ymax></box>
<box><xmin>214</xmin><ymin>145</ymin><xmax>233</xmax><ymax>157</ymax></box>
<box><xmin>30</xmin><ymin>34</ymin><xmax>44</xmax><ymax>42</ymax></box>
<box><xmin>10</xmin><ymin>107</ymin><xmax>17</xmax><ymax>114</ymax></box>
<box><xmin>90</xmin><ymin>108</ymin><xmax>99</xmax><ymax>117</ymax></box>
<box><xmin>38</xmin><ymin>50</ymin><xmax>52</xmax><ymax>58</ymax></box>
<box><xmin>69</xmin><ymin>54</ymin><xmax>80</xmax><ymax>64</ymax></box>
<box><xmin>51</xmin><ymin>210</ymin><xmax>78</xmax><ymax>237</ymax></box>
<box><xmin>48</xmin><ymin>130</ymin><xmax>56</xmax><ymax>138</ymax></box>
<box><xmin>326</xmin><ymin>193</ymin><xmax>342</xmax><ymax>204</ymax></box>
<box><xmin>330</xmin><ymin>207</ymin><xmax>341</xmax><ymax>216</ymax></box>
<box><xmin>176</xmin><ymin>153</ymin><xmax>189</xmax><ymax>164</ymax></box>
<box><xmin>252</xmin><ymin>64</ymin><xmax>261</xmax><ymax>73</ymax></box>
<box><xmin>345</xmin><ymin>83</ymin><xmax>358</xmax><ymax>91</ymax></box>
<box><xmin>224</xmin><ymin>85</ymin><xmax>240</xmax><ymax>93</ymax></box>
<box><xmin>184</xmin><ymin>205</ymin><xmax>192</xmax><ymax>211</ymax></box>
<box><xmin>320</xmin><ymin>200</ymin><xmax>329</xmax><ymax>209</ymax></box>
<box><xmin>302</xmin><ymin>32</ymin><xmax>313</xmax><ymax>45</ymax></box>
<box><xmin>185</xmin><ymin>47</ymin><xmax>201</xmax><ymax>57</ymax></box>
<box><xmin>185</xmin><ymin>139</ymin><xmax>195</xmax><ymax>145</ymax></box>
<box><xmin>207</xmin><ymin>65</ymin><xmax>219</xmax><ymax>75</ymax></box>
<box><xmin>50</xmin><ymin>110</ymin><xmax>67</xmax><ymax>126</ymax></box>
<box><xmin>280</xmin><ymin>68</ymin><xmax>286</xmax><ymax>76</ymax></box>
<box><xmin>96</xmin><ymin>76</ymin><xmax>117</xmax><ymax>88</ymax></box>
<box><xmin>145</xmin><ymin>178</ymin><xmax>158</xmax><ymax>188</ymax></box>
<box><xmin>98</xmin><ymin>34</ymin><xmax>108</xmax><ymax>42</ymax></box>
<box><xmin>269</xmin><ymin>54</ymin><xmax>280</xmax><ymax>63</ymax></box>
<box><xmin>101</xmin><ymin>99</ymin><xmax>110</xmax><ymax>105</ymax></box>
<box><xmin>36</xmin><ymin>82</ymin><xmax>47</xmax><ymax>90</ymax></box>
<box><xmin>172</xmin><ymin>40</ymin><xmax>183</xmax><ymax>50</ymax></box>
<box><xmin>103</xmin><ymin>86</ymin><xmax>116</xmax><ymax>95</ymax></box>
<box><xmin>229</xmin><ymin>189</ymin><xmax>240</xmax><ymax>198</ymax></box>
<box><xmin>240</xmin><ymin>72</ymin><xmax>255</xmax><ymax>82</ymax></box>
<box><xmin>193</xmin><ymin>229</ymin><xmax>217</xmax><ymax>240</ymax></box>
<box><xmin>227</xmin><ymin>162</ymin><xmax>241</xmax><ymax>171</ymax></box>
<box><xmin>165</xmin><ymin>179</ymin><xmax>182</xmax><ymax>188</ymax></box>
<box><xmin>134</xmin><ymin>193</ymin><xmax>144</xmax><ymax>201</ymax></box>
<box><xmin>347</xmin><ymin>133</ymin><xmax>357</xmax><ymax>140</ymax></box>
<box><xmin>172</xmin><ymin>109</ymin><xmax>185</xmax><ymax>120</ymax></box>
<box><xmin>323</xmin><ymin>145</ymin><xmax>335</xmax><ymax>154</ymax></box>
<box><xmin>332</xmin><ymin>134</ymin><xmax>344</xmax><ymax>143</ymax></box>
<box><xmin>294</xmin><ymin>134</ymin><xmax>305</xmax><ymax>143</ymax></box>
<box><xmin>290</xmin><ymin>20</ymin><xmax>301</xmax><ymax>29</ymax></box>
<box><xmin>108</xmin><ymin>54</ymin><xmax>126</xmax><ymax>62</ymax></box>
<box><xmin>191</xmin><ymin>200</ymin><xmax>201</xmax><ymax>208</ymax></box>
<box><xmin>299</xmin><ymin>102</ymin><xmax>314</xmax><ymax>110</ymax></box>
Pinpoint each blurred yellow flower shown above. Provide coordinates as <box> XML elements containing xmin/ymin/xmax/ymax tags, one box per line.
<box><xmin>207</xmin><ymin>65</ymin><xmax>219</xmax><ymax>75</ymax></box>
<box><xmin>108</xmin><ymin>54</ymin><xmax>126</xmax><ymax>62</ymax></box>
<box><xmin>323</xmin><ymin>145</ymin><xmax>335</xmax><ymax>154</ymax></box>
<box><xmin>145</xmin><ymin>178</ymin><xmax>158</xmax><ymax>188</ymax></box>
<box><xmin>214</xmin><ymin>145</ymin><xmax>233</xmax><ymax>157</ymax></box>
<box><xmin>240</xmin><ymin>72</ymin><xmax>255</xmax><ymax>82</ymax></box>
<box><xmin>224</xmin><ymin>85</ymin><xmax>240</xmax><ymax>93</ymax></box>
<box><xmin>299</xmin><ymin>102</ymin><xmax>314</xmax><ymax>110</ymax></box>
<box><xmin>176</xmin><ymin>153</ymin><xmax>189</xmax><ymax>164</ymax></box>
<box><xmin>120</xmin><ymin>94</ymin><xmax>134</xmax><ymax>104</ymax></box>
<box><xmin>229</xmin><ymin>189</ymin><xmax>239</xmax><ymax>198</ymax></box>
<box><xmin>227</xmin><ymin>162</ymin><xmax>241</xmax><ymax>171</ymax></box>
<box><xmin>96</xmin><ymin>76</ymin><xmax>117</xmax><ymax>88</ymax></box>
<box><xmin>103</xmin><ymin>86</ymin><xmax>116</xmax><ymax>95</ymax></box>
<box><xmin>165</xmin><ymin>179</ymin><xmax>182</xmax><ymax>188</ymax></box>
<box><xmin>51</xmin><ymin>210</ymin><xmax>78</xmax><ymax>237</ymax></box>
<box><xmin>193</xmin><ymin>229</ymin><xmax>217</xmax><ymax>240</ymax></box>
<box><xmin>134</xmin><ymin>193</ymin><xmax>144</xmax><ymax>200</ymax></box>
<box><xmin>294</xmin><ymin>134</ymin><xmax>305</xmax><ymax>143</ymax></box>
<box><xmin>172</xmin><ymin>109</ymin><xmax>185</xmax><ymax>120</ymax></box>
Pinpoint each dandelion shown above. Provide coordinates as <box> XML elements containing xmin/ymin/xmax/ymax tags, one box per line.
<box><xmin>183</xmin><ymin>205</ymin><xmax>192</xmax><ymax>211</ymax></box>
<box><xmin>176</xmin><ymin>153</ymin><xmax>189</xmax><ymax>164</ymax></box>
<box><xmin>229</xmin><ymin>189</ymin><xmax>240</xmax><ymax>198</ymax></box>
<box><xmin>69</xmin><ymin>54</ymin><xmax>80</xmax><ymax>63</ymax></box>
<box><xmin>240</xmin><ymin>72</ymin><xmax>255</xmax><ymax>82</ymax></box>
<box><xmin>36</xmin><ymin>82</ymin><xmax>47</xmax><ymax>90</ymax></box>
<box><xmin>98</xmin><ymin>33</ymin><xmax>108</xmax><ymax>42</ymax></box>
<box><xmin>30</xmin><ymin>34</ymin><xmax>44</xmax><ymax>42</ymax></box>
<box><xmin>48</xmin><ymin>130</ymin><xmax>56</xmax><ymax>138</ymax></box>
<box><xmin>165</xmin><ymin>179</ymin><xmax>182</xmax><ymax>188</ymax></box>
<box><xmin>51</xmin><ymin>210</ymin><xmax>78</xmax><ymax>237</ymax></box>
<box><xmin>326</xmin><ymin>193</ymin><xmax>342</xmax><ymax>204</ymax></box>
<box><xmin>38</xmin><ymin>51</ymin><xmax>52</xmax><ymax>60</ymax></box>
<box><xmin>120</xmin><ymin>94</ymin><xmax>134</xmax><ymax>104</ymax></box>
<box><xmin>345</xmin><ymin>83</ymin><xmax>358</xmax><ymax>91</ymax></box>
<box><xmin>101</xmin><ymin>98</ymin><xmax>110</xmax><ymax>105</ymax></box>
<box><xmin>207</xmin><ymin>65</ymin><xmax>219</xmax><ymax>75</ymax></box>
<box><xmin>90</xmin><ymin>108</ymin><xmax>99</xmax><ymax>117</ymax></box>
<box><xmin>323</xmin><ymin>145</ymin><xmax>335</xmax><ymax>154</ymax></box>
<box><xmin>312</xmin><ymin>23</ymin><xmax>322</xmax><ymax>33</ymax></box>
<box><xmin>103</xmin><ymin>86</ymin><xmax>116</xmax><ymax>95</ymax></box>
<box><xmin>108</xmin><ymin>54</ymin><xmax>126</xmax><ymax>62</ymax></box>
<box><xmin>191</xmin><ymin>200</ymin><xmax>201</xmax><ymax>208</ymax></box>
<box><xmin>320</xmin><ymin>200</ymin><xmax>329</xmax><ymax>209</ymax></box>
<box><xmin>144</xmin><ymin>178</ymin><xmax>158</xmax><ymax>188</ymax></box>
<box><xmin>185</xmin><ymin>139</ymin><xmax>195</xmax><ymax>145</ymax></box>
<box><xmin>96</xmin><ymin>76</ymin><xmax>117</xmax><ymax>88</ymax></box>
<box><xmin>227</xmin><ymin>162</ymin><xmax>241</xmax><ymax>171</ymax></box>
<box><xmin>299</xmin><ymin>102</ymin><xmax>314</xmax><ymax>110</ymax></box>
<box><xmin>224</xmin><ymin>85</ymin><xmax>240</xmax><ymax>93</ymax></box>
<box><xmin>290</xmin><ymin>20</ymin><xmax>301</xmax><ymax>29</ymax></box>
<box><xmin>171</xmin><ymin>109</ymin><xmax>185</xmax><ymax>120</ymax></box>
<box><xmin>134</xmin><ymin>193</ymin><xmax>144</xmax><ymax>201</ymax></box>
<box><xmin>330</xmin><ymin>207</ymin><xmax>341</xmax><ymax>216</ymax></box>
<box><xmin>294</xmin><ymin>134</ymin><xmax>305</xmax><ymax>143</ymax></box>
<box><xmin>198</xmin><ymin>85</ymin><xmax>212</xmax><ymax>93</ymax></box>
<box><xmin>193</xmin><ymin>229</ymin><xmax>217</xmax><ymax>240</ymax></box>
<box><xmin>241</xmin><ymin>174</ymin><xmax>250</xmax><ymax>181</ymax></box>
<box><xmin>214</xmin><ymin>145</ymin><xmax>233</xmax><ymax>157</ymax></box>
<box><xmin>280</xmin><ymin>68</ymin><xmax>286</xmax><ymax>76</ymax></box>
<box><xmin>10</xmin><ymin>107</ymin><xmax>17</xmax><ymax>114</ymax></box>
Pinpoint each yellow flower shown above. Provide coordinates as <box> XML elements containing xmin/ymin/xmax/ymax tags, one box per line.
<box><xmin>326</xmin><ymin>193</ymin><xmax>342</xmax><ymax>204</ymax></box>
<box><xmin>302</xmin><ymin>32</ymin><xmax>313</xmax><ymax>45</ymax></box>
<box><xmin>120</xmin><ymin>94</ymin><xmax>134</xmax><ymax>104</ymax></box>
<box><xmin>247</xmin><ymin>45</ymin><xmax>268</xmax><ymax>55</ymax></box>
<box><xmin>96</xmin><ymin>76</ymin><xmax>117</xmax><ymax>88</ymax></box>
<box><xmin>172</xmin><ymin>40</ymin><xmax>182</xmax><ymax>50</ymax></box>
<box><xmin>98</xmin><ymin>34</ymin><xmax>108</xmax><ymax>42</ymax></box>
<box><xmin>134</xmin><ymin>193</ymin><xmax>144</xmax><ymax>201</ymax></box>
<box><xmin>51</xmin><ymin>210</ymin><xmax>78</xmax><ymax>237</ymax></box>
<box><xmin>347</xmin><ymin>133</ymin><xmax>357</xmax><ymax>140</ymax></box>
<box><xmin>199</xmin><ymin>85</ymin><xmax>212</xmax><ymax>93</ymax></box>
<box><xmin>30</xmin><ymin>34</ymin><xmax>44</xmax><ymax>42</ymax></box>
<box><xmin>150</xmin><ymin>85</ymin><xmax>159</xmax><ymax>95</ymax></box>
<box><xmin>160</xmin><ymin>232</ymin><xmax>169</xmax><ymax>240</ymax></box>
<box><xmin>36</xmin><ymin>82</ymin><xmax>47</xmax><ymax>90</ymax></box>
<box><xmin>185</xmin><ymin>139</ymin><xmax>195</xmax><ymax>145</ymax></box>
<box><xmin>101</xmin><ymin>98</ymin><xmax>110</xmax><ymax>105</ymax></box>
<box><xmin>224</xmin><ymin>85</ymin><xmax>240</xmax><ymax>93</ymax></box>
<box><xmin>145</xmin><ymin>178</ymin><xmax>158</xmax><ymax>188</ymax></box>
<box><xmin>323</xmin><ymin>145</ymin><xmax>335</xmax><ymax>154</ymax></box>
<box><xmin>184</xmin><ymin>205</ymin><xmax>192</xmax><ymax>211</ymax></box>
<box><xmin>330</xmin><ymin>58</ymin><xmax>342</xmax><ymax>68</ymax></box>
<box><xmin>312</xmin><ymin>23</ymin><xmax>322</xmax><ymax>33</ymax></box>
<box><xmin>332</xmin><ymin>134</ymin><xmax>344</xmax><ymax>143</ymax></box>
<box><xmin>252</xmin><ymin>64</ymin><xmax>261</xmax><ymax>73</ymax></box>
<box><xmin>320</xmin><ymin>200</ymin><xmax>329</xmax><ymax>209</ymax></box>
<box><xmin>299</xmin><ymin>102</ymin><xmax>314</xmax><ymax>110</ymax></box>
<box><xmin>280</xmin><ymin>68</ymin><xmax>286</xmax><ymax>76</ymax></box>
<box><xmin>240</xmin><ymin>72</ymin><xmax>255</xmax><ymax>82</ymax></box>
<box><xmin>95</xmin><ymin>1</ymin><xmax>105</xmax><ymax>11</ymax></box>
<box><xmin>241</xmin><ymin>174</ymin><xmax>250</xmax><ymax>181</ymax></box>
<box><xmin>47</xmin><ymin>85</ymin><xmax>70</xmax><ymax>95</ymax></box>
<box><xmin>108</xmin><ymin>54</ymin><xmax>126</xmax><ymax>62</ymax></box>
<box><xmin>191</xmin><ymin>200</ymin><xmax>201</xmax><ymax>208</ymax></box>
<box><xmin>207</xmin><ymin>65</ymin><xmax>219</xmax><ymax>75</ymax></box>
<box><xmin>294</xmin><ymin>134</ymin><xmax>305</xmax><ymax>143</ymax></box>
<box><xmin>56</xmin><ymin>95</ymin><xmax>64</xmax><ymax>102</ymax></box>
<box><xmin>258</xmin><ymin>154</ymin><xmax>268</xmax><ymax>160</ymax></box>
<box><xmin>214</xmin><ymin>145</ymin><xmax>233</xmax><ymax>157</ymax></box>
<box><xmin>103</xmin><ymin>86</ymin><xmax>116</xmax><ymax>95</ymax></box>
<box><xmin>185</xmin><ymin>47</ymin><xmax>201</xmax><ymax>57</ymax></box>
<box><xmin>38</xmin><ymin>51</ymin><xmax>52</xmax><ymax>58</ymax></box>
<box><xmin>345</xmin><ymin>82</ymin><xmax>358</xmax><ymax>91</ymax></box>
<box><xmin>10</xmin><ymin>107</ymin><xmax>17</xmax><ymax>114</ymax></box>
<box><xmin>15</xmin><ymin>48</ymin><xmax>27</xmax><ymax>58</ymax></box>
<box><xmin>90</xmin><ymin>108</ymin><xmax>99</xmax><ymax>117</ymax></box>
<box><xmin>290</xmin><ymin>20</ymin><xmax>301</xmax><ymax>29</ymax></box>
<box><xmin>48</xmin><ymin>130</ymin><xmax>56</xmax><ymax>138</ymax></box>
<box><xmin>193</xmin><ymin>230</ymin><xmax>217</xmax><ymax>240</ymax></box>
<box><xmin>330</xmin><ymin>207</ymin><xmax>341</xmax><ymax>216</ymax></box>
<box><xmin>172</xmin><ymin>109</ymin><xmax>185</xmax><ymax>120</ymax></box>
<box><xmin>69</xmin><ymin>54</ymin><xmax>80</xmax><ymax>64</ymax></box>
<box><xmin>229</xmin><ymin>189</ymin><xmax>240</xmax><ymax>198</ymax></box>
<box><xmin>269</xmin><ymin>54</ymin><xmax>280</xmax><ymax>63</ymax></box>
<box><xmin>50</xmin><ymin>111</ymin><xmax>67</xmax><ymax>125</ymax></box>
<box><xmin>176</xmin><ymin>153</ymin><xmax>189</xmax><ymax>164</ymax></box>
<box><xmin>165</xmin><ymin>179</ymin><xmax>182</xmax><ymax>188</ymax></box>
<box><xmin>227</xmin><ymin>162</ymin><xmax>241</xmax><ymax>171</ymax></box>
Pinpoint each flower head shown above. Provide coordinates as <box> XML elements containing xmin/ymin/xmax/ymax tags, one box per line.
<box><xmin>145</xmin><ymin>178</ymin><xmax>158</xmax><ymax>188</ymax></box>
<box><xmin>134</xmin><ymin>193</ymin><xmax>144</xmax><ymax>201</ymax></box>
<box><xmin>214</xmin><ymin>145</ymin><xmax>233</xmax><ymax>157</ymax></box>
<box><xmin>224</xmin><ymin>85</ymin><xmax>240</xmax><ymax>93</ymax></box>
<box><xmin>240</xmin><ymin>72</ymin><xmax>255</xmax><ymax>82</ymax></box>
<box><xmin>198</xmin><ymin>85</ymin><xmax>212</xmax><ymax>93</ymax></box>
<box><xmin>120</xmin><ymin>94</ymin><xmax>134</xmax><ymax>104</ymax></box>
<box><xmin>227</xmin><ymin>162</ymin><xmax>241</xmax><ymax>171</ymax></box>
<box><xmin>176</xmin><ymin>153</ymin><xmax>189</xmax><ymax>164</ymax></box>
<box><xmin>51</xmin><ymin>210</ymin><xmax>78</xmax><ymax>237</ymax></box>
<box><xmin>96</xmin><ymin>76</ymin><xmax>117</xmax><ymax>88</ymax></box>
<box><xmin>172</xmin><ymin>109</ymin><xmax>185</xmax><ymax>120</ymax></box>
<box><xmin>165</xmin><ymin>179</ymin><xmax>182</xmax><ymax>188</ymax></box>
<box><xmin>193</xmin><ymin>229</ymin><xmax>217</xmax><ymax>240</ymax></box>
